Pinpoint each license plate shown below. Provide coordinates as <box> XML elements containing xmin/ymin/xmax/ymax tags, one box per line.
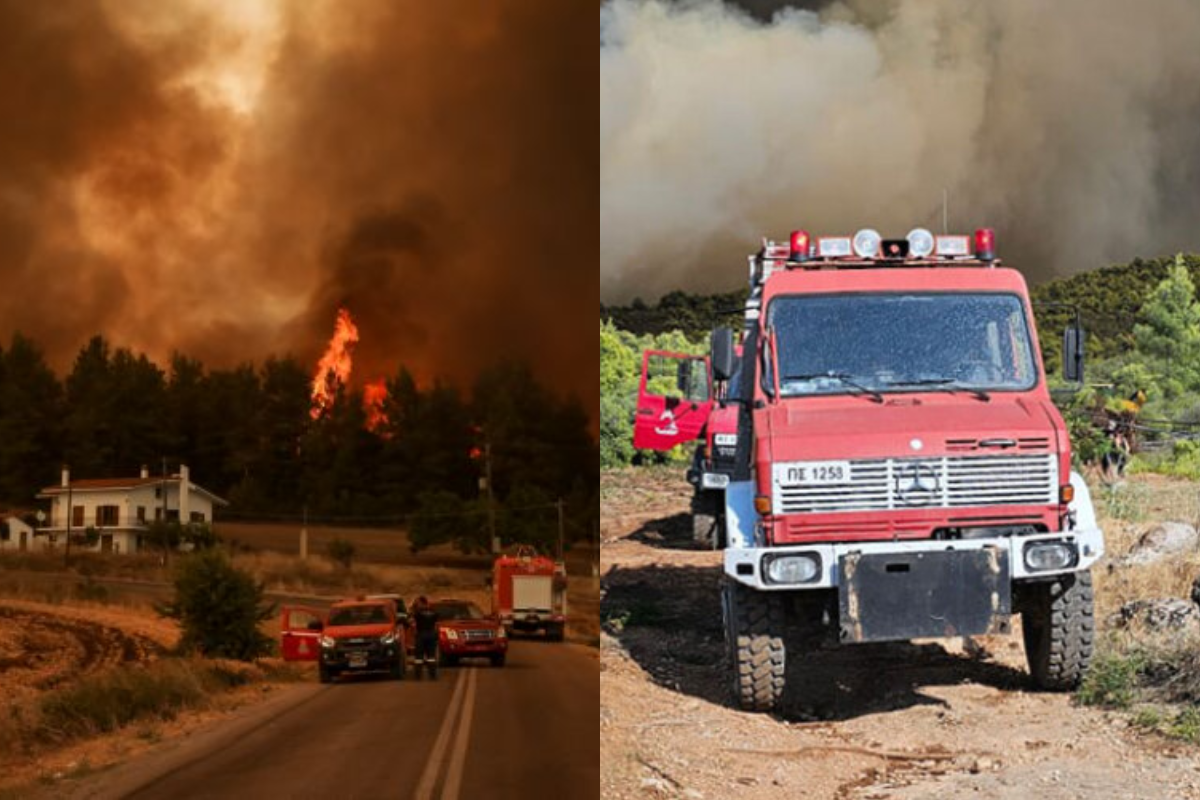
<box><xmin>348</xmin><ymin>653</ymin><xmax>367</xmax><ymax>668</ymax></box>
<box><xmin>701</xmin><ymin>472</ymin><xmax>730</xmax><ymax>489</ymax></box>
<box><xmin>777</xmin><ymin>460</ymin><xmax>851</xmax><ymax>486</ymax></box>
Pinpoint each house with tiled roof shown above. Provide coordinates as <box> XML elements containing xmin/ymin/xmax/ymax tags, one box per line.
<box><xmin>34</xmin><ymin>465</ymin><xmax>228</xmax><ymax>555</ymax></box>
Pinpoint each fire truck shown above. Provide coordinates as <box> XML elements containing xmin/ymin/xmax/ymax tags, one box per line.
<box><xmin>634</xmin><ymin>227</ymin><xmax>1103</xmax><ymax>712</ymax></box>
<box><xmin>492</xmin><ymin>546</ymin><xmax>567</xmax><ymax>641</ymax></box>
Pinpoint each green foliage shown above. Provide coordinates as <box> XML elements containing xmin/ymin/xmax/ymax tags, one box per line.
<box><xmin>1077</xmin><ymin>650</ymin><xmax>1146</xmax><ymax>709</ymax></box>
<box><xmin>409</xmin><ymin>491</ymin><xmax>478</xmax><ymax>554</ymax></box>
<box><xmin>601</xmin><ymin>289</ymin><xmax>747</xmax><ymax>340</ymax></box>
<box><xmin>158</xmin><ymin>550</ymin><xmax>274</xmax><ymax>661</ymax></box>
<box><xmin>326</xmin><ymin>537</ymin><xmax>356</xmax><ymax>569</ymax></box>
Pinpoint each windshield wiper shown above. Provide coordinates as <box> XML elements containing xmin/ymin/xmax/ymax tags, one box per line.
<box><xmin>787</xmin><ymin>372</ymin><xmax>883</xmax><ymax>403</ymax></box>
<box><xmin>884</xmin><ymin>378</ymin><xmax>991</xmax><ymax>402</ymax></box>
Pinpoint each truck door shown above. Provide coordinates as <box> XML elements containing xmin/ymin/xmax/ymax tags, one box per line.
<box><xmin>633</xmin><ymin>350</ymin><xmax>714</xmax><ymax>451</ymax></box>
<box><xmin>280</xmin><ymin>605</ymin><xmax>324</xmax><ymax>662</ymax></box>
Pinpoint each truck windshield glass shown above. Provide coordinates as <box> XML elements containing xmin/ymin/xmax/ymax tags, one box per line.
<box><xmin>435</xmin><ymin>602</ymin><xmax>485</xmax><ymax>621</ymax></box>
<box><xmin>765</xmin><ymin>293</ymin><xmax>1037</xmax><ymax>397</ymax></box>
<box><xmin>328</xmin><ymin>604</ymin><xmax>390</xmax><ymax>626</ymax></box>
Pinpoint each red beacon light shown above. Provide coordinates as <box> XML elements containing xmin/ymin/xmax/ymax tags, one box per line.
<box><xmin>788</xmin><ymin>230</ymin><xmax>811</xmax><ymax>263</ymax></box>
<box><xmin>974</xmin><ymin>228</ymin><xmax>996</xmax><ymax>262</ymax></box>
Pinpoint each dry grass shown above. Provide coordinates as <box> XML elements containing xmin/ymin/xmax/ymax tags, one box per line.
<box><xmin>1091</xmin><ymin>474</ymin><xmax>1200</xmax><ymax>621</ymax></box>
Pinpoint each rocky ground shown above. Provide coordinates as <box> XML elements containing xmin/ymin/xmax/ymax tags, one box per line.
<box><xmin>600</xmin><ymin>467</ymin><xmax>1200</xmax><ymax>800</ymax></box>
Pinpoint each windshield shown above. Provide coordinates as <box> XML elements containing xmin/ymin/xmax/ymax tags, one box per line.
<box><xmin>765</xmin><ymin>293</ymin><xmax>1037</xmax><ymax>397</ymax></box>
<box><xmin>434</xmin><ymin>602</ymin><xmax>485</xmax><ymax>621</ymax></box>
<box><xmin>328</xmin><ymin>604</ymin><xmax>391</xmax><ymax>627</ymax></box>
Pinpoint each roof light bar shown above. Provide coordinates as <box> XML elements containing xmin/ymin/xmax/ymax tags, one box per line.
<box><xmin>975</xmin><ymin>228</ymin><xmax>996</xmax><ymax>261</ymax></box>
<box><xmin>788</xmin><ymin>230</ymin><xmax>811</xmax><ymax>263</ymax></box>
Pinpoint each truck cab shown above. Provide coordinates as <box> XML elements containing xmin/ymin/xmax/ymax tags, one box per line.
<box><xmin>636</xmin><ymin>227</ymin><xmax>1102</xmax><ymax>712</ymax></box>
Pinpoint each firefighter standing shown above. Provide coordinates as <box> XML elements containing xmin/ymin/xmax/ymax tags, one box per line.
<box><xmin>412</xmin><ymin>595</ymin><xmax>439</xmax><ymax>680</ymax></box>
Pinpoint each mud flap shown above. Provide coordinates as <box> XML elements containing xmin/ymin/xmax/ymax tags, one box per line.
<box><xmin>838</xmin><ymin>548</ymin><xmax>1011</xmax><ymax>644</ymax></box>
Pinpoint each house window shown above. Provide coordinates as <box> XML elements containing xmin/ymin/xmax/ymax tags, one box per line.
<box><xmin>96</xmin><ymin>506</ymin><xmax>119</xmax><ymax>526</ymax></box>
<box><xmin>167</xmin><ymin>510</ymin><xmax>180</xmax><ymax>522</ymax></box>
<box><xmin>137</xmin><ymin>506</ymin><xmax>146</xmax><ymax>523</ymax></box>
<box><xmin>155</xmin><ymin>508</ymin><xmax>163</xmax><ymax>521</ymax></box>
<box><xmin>155</xmin><ymin>487</ymin><xmax>162</xmax><ymax>499</ymax></box>
<box><xmin>72</xmin><ymin>506</ymin><xmax>84</xmax><ymax>527</ymax></box>
<box><xmin>190</xmin><ymin>512</ymin><xmax>206</xmax><ymax>523</ymax></box>
<box><xmin>0</xmin><ymin>524</ymin><xmax>8</xmax><ymax>542</ymax></box>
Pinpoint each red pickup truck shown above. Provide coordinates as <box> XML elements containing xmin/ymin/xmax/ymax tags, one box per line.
<box><xmin>280</xmin><ymin>598</ymin><xmax>408</xmax><ymax>683</ymax></box>
<box><xmin>433</xmin><ymin>599</ymin><xmax>508</xmax><ymax>667</ymax></box>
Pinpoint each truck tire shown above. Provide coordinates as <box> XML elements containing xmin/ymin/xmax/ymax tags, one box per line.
<box><xmin>723</xmin><ymin>581</ymin><xmax>785</xmax><ymax>713</ymax></box>
<box><xmin>318</xmin><ymin>666</ymin><xmax>332</xmax><ymax>684</ymax></box>
<box><xmin>1021</xmin><ymin>569</ymin><xmax>1095</xmax><ymax>690</ymax></box>
<box><xmin>390</xmin><ymin>653</ymin><xmax>405</xmax><ymax>681</ymax></box>
<box><xmin>547</xmin><ymin>623</ymin><xmax>565</xmax><ymax>642</ymax></box>
<box><xmin>692</xmin><ymin>491</ymin><xmax>724</xmax><ymax>550</ymax></box>
<box><xmin>490</xmin><ymin>653</ymin><xmax>506</xmax><ymax>667</ymax></box>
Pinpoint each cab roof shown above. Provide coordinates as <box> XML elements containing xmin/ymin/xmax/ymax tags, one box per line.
<box><xmin>762</xmin><ymin>265</ymin><xmax>1031</xmax><ymax>302</ymax></box>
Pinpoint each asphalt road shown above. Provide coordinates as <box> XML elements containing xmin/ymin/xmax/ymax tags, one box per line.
<box><xmin>61</xmin><ymin>641</ymin><xmax>598</xmax><ymax>800</ymax></box>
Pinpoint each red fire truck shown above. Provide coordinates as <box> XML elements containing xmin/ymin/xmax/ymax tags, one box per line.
<box><xmin>492</xmin><ymin>546</ymin><xmax>567</xmax><ymax>641</ymax></box>
<box><xmin>635</xmin><ymin>227</ymin><xmax>1103</xmax><ymax>712</ymax></box>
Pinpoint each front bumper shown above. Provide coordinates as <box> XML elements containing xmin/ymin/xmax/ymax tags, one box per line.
<box><xmin>724</xmin><ymin>526</ymin><xmax>1104</xmax><ymax>590</ymax></box>
<box><xmin>440</xmin><ymin>637</ymin><xmax>508</xmax><ymax>656</ymax></box>
<box><xmin>321</xmin><ymin>642</ymin><xmax>401</xmax><ymax>671</ymax></box>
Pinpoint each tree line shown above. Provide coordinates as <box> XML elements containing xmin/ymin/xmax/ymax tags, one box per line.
<box><xmin>0</xmin><ymin>334</ymin><xmax>597</xmax><ymax>553</ymax></box>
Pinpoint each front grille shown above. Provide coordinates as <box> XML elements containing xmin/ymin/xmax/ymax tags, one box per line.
<box><xmin>463</xmin><ymin>629</ymin><xmax>495</xmax><ymax>641</ymax></box>
<box><xmin>772</xmin><ymin>454</ymin><xmax>1057</xmax><ymax>514</ymax></box>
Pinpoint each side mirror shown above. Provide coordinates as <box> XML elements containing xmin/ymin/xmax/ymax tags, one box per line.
<box><xmin>1063</xmin><ymin>327</ymin><xmax>1085</xmax><ymax>383</ymax></box>
<box><xmin>306</xmin><ymin>619</ymin><xmax>323</xmax><ymax>632</ymax></box>
<box><xmin>712</xmin><ymin>327</ymin><xmax>735</xmax><ymax>382</ymax></box>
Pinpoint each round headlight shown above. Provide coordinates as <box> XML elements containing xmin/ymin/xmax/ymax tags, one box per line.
<box><xmin>906</xmin><ymin>227</ymin><xmax>935</xmax><ymax>258</ymax></box>
<box><xmin>320</xmin><ymin>635</ymin><xmax>335</xmax><ymax>649</ymax></box>
<box><xmin>853</xmin><ymin>228</ymin><xmax>881</xmax><ymax>258</ymax></box>
<box><xmin>765</xmin><ymin>554</ymin><xmax>821</xmax><ymax>584</ymax></box>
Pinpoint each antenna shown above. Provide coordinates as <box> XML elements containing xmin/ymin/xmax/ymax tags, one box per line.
<box><xmin>942</xmin><ymin>188</ymin><xmax>949</xmax><ymax>234</ymax></box>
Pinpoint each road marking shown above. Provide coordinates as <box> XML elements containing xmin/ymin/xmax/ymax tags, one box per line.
<box><xmin>440</xmin><ymin>668</ymin><xmax>478</xmax><ymax>800</ymax></box>
<box><xmin>413</xmin><ymin>668</ymin><xmax>468</xmax><ymax>800</ymax></box>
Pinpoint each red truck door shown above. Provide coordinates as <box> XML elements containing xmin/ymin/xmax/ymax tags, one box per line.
<box><xmin>280</xmin><ymin>605</ymin><xmax>324</xmax><ymax>662</ymax></box>
<box><xmin>634</xmin><ymin>350</ymin><xmax>714</xmax><ymax>451</ymax></box>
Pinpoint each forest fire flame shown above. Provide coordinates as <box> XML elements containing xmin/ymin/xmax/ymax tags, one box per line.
<box><xmin>310</xmin><ymin>308</ymin><xmax>391</xmax><ymax>428</ymax></box>
<box><xmin>310</xmin><ymin>308</ymin><xmax>360</xmax><ymax>419</ymax></box>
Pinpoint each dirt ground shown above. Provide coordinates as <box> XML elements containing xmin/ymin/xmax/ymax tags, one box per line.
<box><xmin>600</xmin><ymin>468</ymin><xmax>1200</xmax><ymax>800</ymax></box>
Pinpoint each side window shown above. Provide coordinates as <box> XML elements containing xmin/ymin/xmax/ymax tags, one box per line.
<box><xmin>645</xmin><ymin>354</ymin><xmax>708</xmax><ymax>402</ymax></box>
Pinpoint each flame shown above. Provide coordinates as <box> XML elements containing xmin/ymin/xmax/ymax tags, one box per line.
<box><xmin>310</xmin><ymin>308</ymin><xmax>360</xmax><ymax>419</ymax></box>
<box><xmin>364</xmin><ymin>378</ymin><xmax>388</xmax><ymax>431</ymax></box>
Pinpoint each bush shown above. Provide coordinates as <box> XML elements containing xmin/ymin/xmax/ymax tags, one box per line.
<box><xmin>326</xmin><ymin>537</ymin><xmax>356</xmax><ymax>569</ymax></box>
<box><xmin>158</xmin><ymin>550</ymin><xmax>274</xmax><ymax>660</ymax></box>
<box><xmin>1077</xmin><ymin>651</ymin><xmax>1146</xmax><ymax>709</ymax></box>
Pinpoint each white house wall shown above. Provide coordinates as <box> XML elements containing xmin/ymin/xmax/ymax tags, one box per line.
<box><xmin>50</xmin><ymin>486</ymin><xmax>215</xmax><ymax>529</ymax></box>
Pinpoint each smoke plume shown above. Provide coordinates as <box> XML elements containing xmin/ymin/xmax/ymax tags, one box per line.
<box><xmin>0</xmin><ymin>1</ymin><xmax>595</xmax><ymax>409</ymax></box>
<box><xmin>601</xmin><ymin>0</ymin><xmax>1200</xmax><ymax>302</ymax></box>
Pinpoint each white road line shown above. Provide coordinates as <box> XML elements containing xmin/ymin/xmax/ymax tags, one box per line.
<box><xmin>439</xmin><ymin>668</ymin><xmax>478</xmax><ymax>800</ymax></box>
<box><xmin>413</xmin><ymin>668</ymin><xmax>468</xmax><ymax>800</ymax></box>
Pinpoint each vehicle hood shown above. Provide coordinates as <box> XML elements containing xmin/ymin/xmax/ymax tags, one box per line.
<box><xmin>761</xmin><ymin>396</ymin><xmax>1062</xmax><ymax>462</ymax></box>
<box><xmin>439</xmin><ymin>620</ymin><xmax>500</xmax><ymax>631</ymax></box>
<box><xmin>326</xmin><ymin>623</ymin><xmax>393</xmax><ymax>639</ymax></box>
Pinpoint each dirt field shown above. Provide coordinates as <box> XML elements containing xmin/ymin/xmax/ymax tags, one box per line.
<box><xmin>600</xmin><ymin>467</ymin><xmax>1200</xmax><ymax>800</ymax></box>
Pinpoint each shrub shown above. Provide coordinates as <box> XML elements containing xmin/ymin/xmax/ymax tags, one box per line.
<box><xmin>158</xmin><ymin>550</ymin><xmax>275</xmax><ymax>660</ymax></box>
<box><xmin>326</xmin><ymin>537</ymin><xmax>356</xmax><ymax>569</ymax></box>
<box><xmin>1077</xmin><ymin>651</ymin><xmax>1146</xmax><ymax>709</ymax></box>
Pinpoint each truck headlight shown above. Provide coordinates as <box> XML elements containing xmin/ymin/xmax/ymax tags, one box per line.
<box><xmin>1024</xmin><ymin>541</ymin><xmax>1078</xmax><ymax>572</ymax></box>
<box><xmin>441</xmin><ymin>628</ymin><xmax>458</xmax><ymax>640</ymax></box>
<box><xmin>380</xmin><ymin>632</ymin><xmax>396</xmax><ymax>646</ymax></box>
<box><xmin>763</xmin><ymin>553</ymin><xmax>821</xmax><ymax>584</ymax></box>
<box><xmin>320</xmin><ymin>635</ymin><xmax>336</xmax><ymax>649</ymax></box>
<box><xmin>496</xmin><ymin>627</ymin><xmax>506</xmax><ymax>638</ymax></box>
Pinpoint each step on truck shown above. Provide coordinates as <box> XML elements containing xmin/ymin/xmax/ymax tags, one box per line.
<box><xmin>635</xmin><ymin>227</ymin><xmax>1103</xmax><ymax>712</ymax></box>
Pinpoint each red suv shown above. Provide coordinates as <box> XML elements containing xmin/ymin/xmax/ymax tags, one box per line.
<box><xmin>316</xmin><ymin>599</ymin><xmax>407</xmax><ymax>683</ymax></box>
<box><xmin>433</xmin><ymin>599</ymin><xmax>508</xmax><ymax>667</ymax></box>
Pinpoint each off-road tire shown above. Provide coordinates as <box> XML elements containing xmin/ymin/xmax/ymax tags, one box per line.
<box><xmin>1021</xmin><ymin>569</ymin><xmax>1095</xmax><ymax>690</ymax></box>
<box><xmin>692</xmin><ymin>491</ymin><xmax>723</xmax><ymax>550</ymax></box>
<box><xmin>723</xmin><ymin>580</ymin><xmax>785</xmax><ymax>713</ymax></box>
<box><xmin>390</xmin><ymin>654</ymin><xmax>405</xmax><ymax>681</ymax></box>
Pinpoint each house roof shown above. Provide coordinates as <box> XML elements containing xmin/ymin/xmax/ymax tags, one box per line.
<box><xmin>37</xmin><ymin>476</ymin><xmax>229</xmax><ymax>507</ymax></box>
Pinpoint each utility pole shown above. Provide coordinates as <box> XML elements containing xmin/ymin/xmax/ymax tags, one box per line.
<box><xmin>556</xmin><ymin>497</ymin><xmax>565</xmax><ymax>562</ymax></box>
<box><xmin>63</xmin><ymin>469</ymin><xmax>72</xmax><ymax>568</ymax></box>
<box><xmin>485</xmin><ymin>442</ymin><xmax>498</xmax><ymax>554</ymax></box>
<box><xmin>300</xmin><ymin>505</ymin><xmax>308</xmax><ymax>560</ymax></box>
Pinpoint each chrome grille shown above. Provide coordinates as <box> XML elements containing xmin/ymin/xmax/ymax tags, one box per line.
<box><xmin>772</xmin><ymin>454</ymin><xmax>1057</xmax><ymax>514</ymax></box>
<box><xmin>463</xmin><ymin>628</ymin><xmax>495</xmax><ymax>640</ymax></box>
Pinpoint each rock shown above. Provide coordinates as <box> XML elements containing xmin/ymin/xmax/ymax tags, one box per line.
<box><xmin>1110</xmin><ymin>598</ymin><xmax>1199</xmax><ymax>631</ymax></box>
<box><xmin>1123</xmin><ymin>522</ymin><xmax>1199</xmax><ymax>566</ymax></box>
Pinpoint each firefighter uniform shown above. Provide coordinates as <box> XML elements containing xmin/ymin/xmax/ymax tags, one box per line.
<box><xmin>412</xmin><ymin>600</ymin><xmax>439</xmax><ymax>680</ymax></box>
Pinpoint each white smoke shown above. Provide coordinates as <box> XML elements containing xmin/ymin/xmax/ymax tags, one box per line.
<box><xmin>601</xmin><ymin>0</ymin><xmax>1200</xmax><ymax>302</ymax></box>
